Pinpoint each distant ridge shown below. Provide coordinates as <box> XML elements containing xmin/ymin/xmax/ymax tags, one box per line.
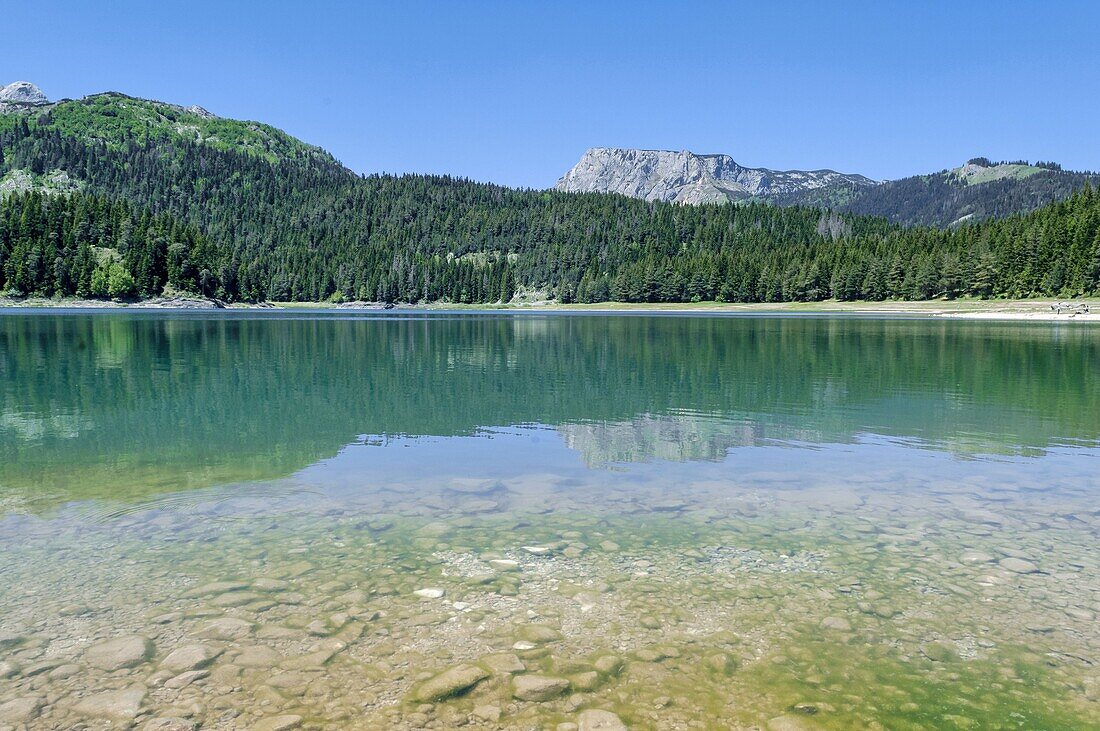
<box><xmin>787</xmin><ymin>157</ymin><xmax>1100</xmax><ymax>227</ymax></box>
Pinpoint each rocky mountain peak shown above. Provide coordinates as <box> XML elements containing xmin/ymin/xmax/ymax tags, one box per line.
<box><xmin>556</xmin><ymin>147</ymin><xmax>876</xmax><ymax>205</ymax></box>
<box><xmin>0</xmin><ymin>81</ymin><xmax>49</xmax><ymax>105</ymax></box>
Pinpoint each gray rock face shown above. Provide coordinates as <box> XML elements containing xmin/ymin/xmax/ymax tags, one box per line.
<box><xmin>0</xmin><ymin>81</ymin><xmax>48</xmax><ymax>104</ymax></box>
<box><xmin>555</xmin><ymin>147</ymin><xmax>875</xmax><ymax>205</ymax></box>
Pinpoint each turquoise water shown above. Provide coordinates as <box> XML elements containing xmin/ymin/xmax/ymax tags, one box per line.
<box><xmin>0</xmin><ymin>312</ymin><xmax>1097</xmax><ymax>729</ymax></box>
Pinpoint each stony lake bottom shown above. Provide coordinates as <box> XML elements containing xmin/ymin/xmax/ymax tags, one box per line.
<box><xmin>0</xmin><ymin>312</ymin><xmax>1097</xmax><ymax>731</ymax></box>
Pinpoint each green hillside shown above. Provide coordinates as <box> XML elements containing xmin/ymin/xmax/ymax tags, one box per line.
<box><xmin>1</xmin><ymin>92</ymin><xmax>340</xmax><ymax>167</ymax></box>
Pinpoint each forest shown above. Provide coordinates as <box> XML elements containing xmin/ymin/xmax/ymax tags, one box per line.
<box><xmin>1</xmin><ymin>102</ymin><xmax>1099</xmax><ymax>304</ymax></box>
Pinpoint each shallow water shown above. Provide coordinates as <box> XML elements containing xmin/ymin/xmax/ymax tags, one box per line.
<box><xmin>1</xmin><ymin>312</ymin><xmax>1097</xmax><ymax>730</ymax></box>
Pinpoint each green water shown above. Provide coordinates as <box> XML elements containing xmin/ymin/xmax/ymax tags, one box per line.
<box><xmin>0</xmin><ymin>311</ymin><xmax>1097</xmax><ymax>730</ymax></box>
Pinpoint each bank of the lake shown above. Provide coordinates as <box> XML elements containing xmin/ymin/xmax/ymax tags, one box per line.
<box><xmin>5</xmin><ymin>296</ymin><xmax>1096</xmax><ymax>322</ymax></box>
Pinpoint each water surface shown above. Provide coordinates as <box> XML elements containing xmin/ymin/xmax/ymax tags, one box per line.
<box><xmin>1</xmin><ymin>312</ymin><xmax>1097</xmax><ymax>730</ymax></box>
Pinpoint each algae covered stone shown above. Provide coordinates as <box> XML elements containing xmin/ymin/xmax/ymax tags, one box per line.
<box><xmin>414</xmin><ymin>663</ymin><xmax>490</xmax><ymax>701</ymax></box>
<box><xmin>593</xmin><ymin>655</ymin><xmax>624</xmax><ymax>675</ymax></box>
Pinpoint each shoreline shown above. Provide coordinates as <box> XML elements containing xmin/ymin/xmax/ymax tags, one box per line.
<box><xmin>1</xmin><ymin>296</ymin><xmax>1097</xmax><ymax>322</ymax></box>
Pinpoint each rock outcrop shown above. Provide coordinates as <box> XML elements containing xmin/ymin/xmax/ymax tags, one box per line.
<box><xmin>0</xmin><ymin>81</ymin><xmax>48</xmax><ymax>105</ymax></box>
<box><xmin>555</xmin><ymin>147</ymin><xmax>875</xmax><ymax>204</ymax></box>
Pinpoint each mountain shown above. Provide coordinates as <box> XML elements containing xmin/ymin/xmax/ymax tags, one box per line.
<box><xmin>559</xmin><ymin>148</ymin><xmax>1099</xmax><ymax>228</ymax></box>
<box><xmin>555</xmin><ymin>147</ymin><xmax>876</xmax><ymax>205</ymax></box>
<box><xmin>2</xmin><ymin>84</ymin><xmax>1099</xmax><ymax>306</ymax></box>
<box><xmin>788</xmin><ymin>158</ymin><xmax>1100</xmax><ymax>227</ymax></box>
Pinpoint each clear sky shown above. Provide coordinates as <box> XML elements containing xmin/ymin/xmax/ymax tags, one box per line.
<box><xmin>4</xmin><ymin>1</ymin><xmax>1098</xmax><ymax>188</ymax></box>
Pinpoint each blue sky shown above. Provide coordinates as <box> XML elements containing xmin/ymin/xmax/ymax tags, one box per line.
<box><xmin>4</xmin><ymin>1</ymin><xmax>1098</xmax><ymax>187</ymax></box>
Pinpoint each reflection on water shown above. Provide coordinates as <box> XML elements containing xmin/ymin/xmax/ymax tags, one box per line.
<box><xmin>2</xmin><ymin>312</ymin><xmax>1099</xmax><ymax>501</ymax></box>
<box><xmin>0</xmin><ymin>312</ymin><xmax>1098</xmax><ymax>730</ymax></box>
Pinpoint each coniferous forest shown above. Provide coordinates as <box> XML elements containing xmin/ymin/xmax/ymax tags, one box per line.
<box><xmin>1</xmin><ymin>95</ymin><xmax>1099</xmax><ymax>304</ymax></box>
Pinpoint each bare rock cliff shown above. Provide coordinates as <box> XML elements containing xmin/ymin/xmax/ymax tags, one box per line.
<box><xmin>555</xmin><ymin>147</ymin><xmax>875</xmax><ymax>204</ymax></box>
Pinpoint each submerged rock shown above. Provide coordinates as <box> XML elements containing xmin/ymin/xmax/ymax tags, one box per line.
<box><xmin>160</xmin><ymin>643</ymin><xmax>222</xmax><ymax>673</ymax></box>
<box><xmin>164</xmin><ymin>669</ymin><xmax>209</xmax><ymax>689</ymax></box>
<box><xmin>85</xmin><ymin>634</ymin><xmax>153</xmax><ymax>670</ymax></box>
<box><xmin>472</xmin><ymin>704</ymin><xmax>502</xmax><ymax>722</ymax></box>
<box><xmin>0</xmin><ymin>697</ymin><xmax>43</xmax><ymax>724</ymax></box>
<box><xmin>414</xmin><ymin>664</ymin><xmax>490</xmax><ymax>701</ymax></box>
<box><xmin>703</xmin><ymin>652</ymin><xmax>737</xmax><ymax>675</ymax></box>
<box><xmin>73</xmin><ymin>686</ymin><xmax>146</xmax><ymax>722</ymax></box>
<box><xmin>182</xmin><ymin>580</ymin><xmax>249</xmax><ymax>598</ymax></box>
<box><xmin>414</xmin><ymin>588</ymin><xmax>446</xmax><ymax>599</ymax></box>
<box><xmin>0</xmin><ymin>631</ymin><xmax>24</xmax><ymax>650</ymax></box>
<box><xmin>253</xmin><ymin>715</ymin><xmax>303</xmax><ymax>731</ymax></box>
<box><xmin>767</xmin><ymin>715</ymin><xmax>823</xmax><ymax>731</ymax></box>
<box><xmin>513</xmin><ymin>674</ymin><xmax>570</xmax><ymax>701</ymax></box>
<box><xmin>447</xmin><ymin>478</ymin><xmax>503</xmax><ymax>494</ymax></box>
<box><xmin>578</xmin><ymin>709</ymin><xmax>628</xmax><ymax>730</ymax></box>
<box><xmin>819</xmin><ymin>616</ymin><xmax>851</xmax><ymax>631</ymax></box>
<box><xmin>921</xmin><ymin>642</ymin><xmax>958</xmax><ymax>662</ymax></box>
<box><xmin>481</xmin><ymin>652</ymin><xmax>525</xmax><ymax>674</ymax></box>
<box><xmin>235</xmin><ymin>644</ymin><xmax>282</xmax><ymax>668</ymax></box>
<box><xmin>570</xmin><ymin>670</ymin><xmax>601</xmax><ymax>691</ymax></box>
<box><xmin>140</xmin><ymin>718</ymin><xmax>199</xmax><ymax>731</ymax></box>
<box><xmin>999</xmin><ymin>557</ymin><xmax>1039</xmax><ymax>574</ymax></box>
<box><xmin>517</xmin><ymin>624</ymin><xmax>562</xmax><ymax>644</ymax></box>
<box><xmin>593</xmin><ymin>655</ymin><xmax>624</xmax><ymax>675</ymax></box>
<box><xmin>195</xmin><ymin>617</ymin><xmax>253</xmax><ymax>640</ymax></box>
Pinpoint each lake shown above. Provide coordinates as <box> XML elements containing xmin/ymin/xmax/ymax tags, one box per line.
<box><xmin>1</xmin><ymin>311</ymin><xmax>1097</xmax><ymax>730</ymax></box>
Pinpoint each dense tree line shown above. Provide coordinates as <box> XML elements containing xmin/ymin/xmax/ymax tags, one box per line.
<box><xmin>0</xmin><ymin>191</ymin><xmax>217</xmax><ymax>299</ymax></box>
<box><xmin>1</xmin><ymin>109</ymin><xmax>1099</xmax><ymax>304</ymax></box>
